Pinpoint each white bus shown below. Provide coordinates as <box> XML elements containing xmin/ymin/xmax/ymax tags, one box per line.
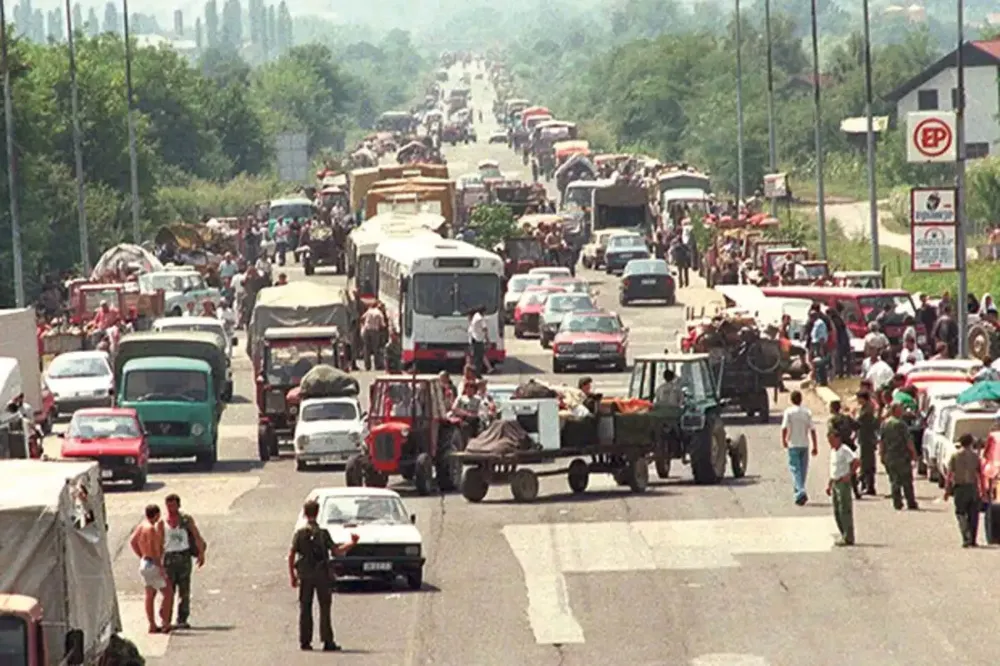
<box><xmin>345</xmin><ymin>212</ymin><xmax>444</xmax><ymax>304</ymax></box>
<box><xmin>376</xmin><ymin>238</ymin><xmax>505</xmax><ymax>368</ymax></box>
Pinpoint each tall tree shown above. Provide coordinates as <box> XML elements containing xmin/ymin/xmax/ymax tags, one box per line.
<box><xmin>221</xmin><ymin>0</ymin><xmax>242</xmax><ymax>49</ymax></box>
<box><xmin>205</xmin><ymin>0</ymin><xmax>219</xmax><ymax>48</ymax></box>
<box><xmin>174</xmin><ymin>9</ymin><xmax>184</xmax><ymax>36</ymax></box>
<box><xmin>276</xmin><ymin>1</ymin><xmax>291</xmax><ymax>51</ymax></box>
<box><xmin>46</xmin><ymin>9</ymin><xmax>62</xmax><ymax>41</ymax></box>
<box><xmin>248</xmin><ymin>0</ymin><xmax>261</xmax><ymax>45</ymax></box>
<box><xmin>85</xmin><ymin>7</ymin><xmax>100</xmax><ymax>36</ymax></box>
<box><xmin>266</xmin><ymin>5</ymin><xmax>276</xmax><ymax>53</ymax></box>
<box><xmin>71</xmin><ymin>3</ymin><xmax>83</xmax><ymax>33</ymax></box>
<box><xmin>102</xmin><ymin>2</ymin><xmax>118</xmax><ymax>34</ymax></box>
<box><xmin>31</xmin><ymin>8</ymin><xmax>44</xmax><ymax>41</ymax></box>
<box><xmin>195</xmin><ymin>18</ymin><xmax>203</xmax><ymax>50</ymax></box>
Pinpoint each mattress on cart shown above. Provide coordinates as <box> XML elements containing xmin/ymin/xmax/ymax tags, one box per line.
<box><xmin>466</xmin><ymin>419</ymin><xmax>537</xmax><ymax>455</ymax></box>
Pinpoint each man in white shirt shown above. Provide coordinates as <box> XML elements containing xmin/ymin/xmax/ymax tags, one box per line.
<box><xmin>862</xmin><ymin>322</ymin><xmax>889</xmax><ymax>358</ymax></box>
<box><xmin>781</xmin><ymin>390</ymin><xmax>818</xmax><ymax>505</ymax></box>
<box><xmin>467</xmin><ymin>307</ymin><xmax>490</xmax><ymax>376</ymax></box>
<box><xmin>218</xmin><ymin>252</ymin><xmax>239</xmax><ymax>282</ymax></box>
<box><xmin>863</xmin><ymin>352</ymin><xmax>895</xmax><ymax>390</ymax></box>
<box><xmin>254</xmin><ymin>254</ymin><xmax>272</xmax><ymax>284</ymax></box>
<box><xmin>827</xmin><ymin>429</ymin><xmax>859</xmax><ymax>546</ymax></box>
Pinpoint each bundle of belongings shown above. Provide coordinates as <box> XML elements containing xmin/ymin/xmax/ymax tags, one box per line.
<box><xmin>294</xmin><ymin>364</ymin><xmax>359</xmax><ymax>400</ymax></box>
<box><xmin>311</xmin><ymin>225</ymin><xmax>335</xmax><ymax>242</ymax></box>
<box><xmin>466</xmin><ymin>420</ymin><xmax>536</xmax><ymax>456</ymax></box>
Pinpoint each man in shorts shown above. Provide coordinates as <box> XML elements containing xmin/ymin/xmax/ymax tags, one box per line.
<box><xmin>129</xmin><ymin>504</ymin><xmax>173</xmax><ymax>633</ymax></box>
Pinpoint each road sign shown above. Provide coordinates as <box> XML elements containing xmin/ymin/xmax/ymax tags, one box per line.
<box><xmin>763</xmin><ymin>172</ymin><xmax>787</xmax><ymax>198</ymax></box>
<box><xmin>910</xmin><ymin>187</ymin><xmax>957</xmax><ymax>225</ymax></box>
<box><xmin>911</xmin><ymin>224</ymin><xmax>957</xmax><ymax>271</ymax></box>
<box><xmin>275</xmin><ymin>132</ymin><xmax>310</xmax><ymax>183</ymax></box>
<box><xmin>906</xmin><ymin>111</ymin><xmax>956</xmax><ymax>163</ymax></box>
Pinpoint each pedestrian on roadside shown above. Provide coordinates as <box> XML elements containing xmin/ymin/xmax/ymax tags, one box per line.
<box><xmin>359</xmin><ymin>302</ymin><xmax>386</xmax><ymax>371</ymax></box>
<box><xmin>163</xmin><ymin>494</ymin><xmax>207</xmax><ymax>630</ymax></box>
<box><xmin>826</xmin><ymin>429</ymin><xmax>859</xmax><ymax>546</ymax></box>
<box><xmin>467</xmin><ymin>307</ymin><xmax>490</xmax><ymax>375</ymax></box>
<box><xmin>853</xmin><ymin>391</ymin><xmax>880</xmax><ymax>496</ymax></box>
<box><xmin>827</xmin><ymin>400</ymin><xmax>862</xmax><ymax>500</ymax></box>
<box><xmin>879</xmin><ymin>402</ymin><xmax>919</xmax><ymax>511</ymax></box>
<box><xmin>781</xmin><ymin>390</ymin><xmax>818</xmax><ymax>506</ymax></box>
<box><xmin>129</xmin><ymin>504</ymin><xmax>173</xmax><ymax>634</ymax></box>
<box><xmin>943</xmin><ymin>433</ymin><xmax>985</xmax><ymax>547</ymax></box>
<box><xmin>288</xmin><ymin>499</ymin><xmax>359</xmax><ymax>652</ymax></box>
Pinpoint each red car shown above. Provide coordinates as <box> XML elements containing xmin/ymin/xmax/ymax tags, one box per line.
<box><xmin>552</xmin><ymin>310</ymin><xmax>628</xmax><ymax>373</ymax></box>
<box><xmin>513</xmin><ymin>285</ymin><xmax>564</xmax><ymax>338</ymax></box>
<box><xmin>60</xmin><ymin>407</ymin><xmax>149</xmax><ymax>490</ymax></box>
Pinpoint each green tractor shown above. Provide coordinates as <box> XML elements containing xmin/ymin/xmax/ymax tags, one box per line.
<box><xmin>628</xmin><ymin>353</ymin><xmax>748</xmax><ymax>484</ymax></box>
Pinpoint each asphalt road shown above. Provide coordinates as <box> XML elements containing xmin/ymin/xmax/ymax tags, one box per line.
<box><xmin>57</xmin><ymin>65</ymin><xmax>998</xmax><ymax>666</ymax></box>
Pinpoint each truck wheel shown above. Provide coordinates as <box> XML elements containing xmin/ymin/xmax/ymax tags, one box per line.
<box><xmin>510</xmin><ymin>469</ymin><xmax>539</xmax><ymax>502</ymax></box>
<box><xmin>295</xmin><ymin>457</ymin><xmax>307</xmax><ymax>472</ymax></box>
<box><xmin>461</xmin><ymin>466</ymin><xmax>489</xmax><ymax>502</ymax></box>
<box><xmin>345</xmin><ymin>454</ymin><xmax>364</xmax><ymax>486</ymax></box>
<box><xmin>655</xmin><ymin>457</ymin><xmax>671</xmax><ymax>479</ymax></box>
<box><xmin>222</xmin><ymin>381</ymin><xmax>234</xmax><ymax>402</ymax></box>
<box><xmin>968</xmin><ymin>322</ymin><xmax>1000</xmax><ymax>362</ymax></box>
<box><xmin>729</xmin><ymin>433</ymin><xmax>748</xmax><ymax>479</ymax></box>
<box><xmin>407</xmin><ymin>568</ymin><xmax>424</xmax><ymax>590</ymax></box>
<box><xmin>436</xmin><ymin>431</ymin><xmax>464</xmax><ymax>491</ymax></box>
<box><xmin>414</xmin><ymin>453</ymin><xmax>434</xmax><ymax>496</ymax></box>
<box><xmin>195</xmin><ymin>443</ymin><xmax>217</xmax><ymax>471</ymax></box>
<box><xmin>691</xmin><ymin>417</ymin><xmax>727</xmax><ymax>485</ymax></box>
<box><xmin>987</xmin><ymin>502</ymin><xmax>1000</xmax><ymax>545</ymax></box>
<box><xmin>303</xmin><ymin>258</ymin><xmax>314</xmax><ymax>276</ymax></box>
<box><xmin>626</xmin><ymin>456</ymin><xmax>649</xmax><ymax>493</ymax></box>
<box><xmin>567</xmin><ymin>458</ymin><xmax>589</xmax><ymax>493</ymax></box>
<box><xmin>266</xmin><ymin>425</ymin><xmax>279</xmax><ymax>457</ymax></box>
<box><xmin>755</xmin><ymin>389</ymin><xmax>770</xmax><ymax>424</ymax></box>
<box><xmin>257</xmin><ymin>425</ymin><xmax>271</xmax><ymax>462</ymax></box>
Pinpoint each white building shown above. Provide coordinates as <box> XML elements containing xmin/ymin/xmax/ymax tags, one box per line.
<box><xmin>887</xmin><ymin>39</ymin><xmax>1000</xmax><ymax>159</ymax></box>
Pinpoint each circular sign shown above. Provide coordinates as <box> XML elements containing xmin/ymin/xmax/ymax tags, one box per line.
<box><xmin>912</xmin><ymin>118</ymin><xmax>953</xmax><ymax>158</ymax></box>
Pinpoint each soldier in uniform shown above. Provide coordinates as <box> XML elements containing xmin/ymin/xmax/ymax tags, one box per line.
<box><xmin>943</xmin><ymin>433</ymin><xmax>985</xmax><ymax>547</ymax></box>
<box><xmin>879</xmin><ymin>402</ymin><xmax>919</xmax><ymax>511</ymax></box>
<box><xmin>853</xmin><ymin>391</ymin><xmax>880</xmax><ymax>496</ymax></box>
<box><xmin>826</xmin><ymin>400</ymin><xmax>862</xmax><ymax>500</ymax></box>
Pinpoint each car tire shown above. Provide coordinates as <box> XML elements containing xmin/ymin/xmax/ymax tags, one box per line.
<box><xmin>414</xmin><ymin>452</ymin><xmax>434</xmax><ymax>496</ymax></box>
<box><xmin>619</xmin><ymin>296</ymin><xmax>629</xmax><ymax>306</ymax></box>
<box><xmin>295</xmin><ymin>457</ymin><xmax>307</xmax><ymax>472</ymax></box>
<box><xmin>407</xmin><ymin>568</ymin><xmax>424</xmax><ymax>591</ymax></box>
<box><xmin>257</xmin><ymin>425</ymin><xmax>271</xmax><ymax>462</ymax></box>
<box><xmin>514</xmin><ymin>327</ymin><xmax>524</xmax><ymax>339</ymax></box>
<box><xmin>132</xmin><ymin>469</ymin><xmax>147</xmax><ymax>491</ymax></box>
<box><xmin>613</xmin><ymin>358</ymin><xmax>626</xmax><ymax>372</ymax></box>
<box><xmin>195</xmin><ymin>442</ymin><xmax>217</xmax><ymax>471</ymax></box>
<box><xmin>552</xmin><ymin>358</ymin><xmax>563</xmax><ymax>373</ymax></box>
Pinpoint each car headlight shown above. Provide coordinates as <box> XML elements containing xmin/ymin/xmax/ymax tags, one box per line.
<box><xmin>405</xmin><ymin>545</ymin><xmax>421</xmax><ymax>556</ymax></box>
<box><xmin>555</xmin><ymin>344</ymin><xmax>571</xmax><ymax>353</ymax></box>
<box><xmin>191</xmin><ymin>423</ymin><xmax>205</xmax><ymax>437</ymax></box>
<box><xmin>124</xmin><ymin>456</ymin><xmax>136</xmax><ymax>465</ymax></box>
<box><xmin>600</xmin><ymin>343</ymin><xmax>619</xmax><ymax>352</ymax></box>
<box><xmin>348</xmin><ymin>432</ymin><xmax>361</xmax><ymax>445</ymax></box>
<box><xmin>296</xmin><ymin>435</ymin><xmax>309</xmax><ymax>448</ymax></box>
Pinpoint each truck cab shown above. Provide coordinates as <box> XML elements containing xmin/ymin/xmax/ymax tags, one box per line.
<box><xmin>114</xmin><ymin>331</ymin><xmax>226</xmax><ymax>469</ymax></box>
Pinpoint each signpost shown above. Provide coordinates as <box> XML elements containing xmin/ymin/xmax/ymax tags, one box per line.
<box><xmin>910</xmin><ymin>187</ymin><xmax>957</xmax><ymax>272</ymax></box>
<box><xmin>906</xmin><ymin>111</ymin><xmax>957</xmax><ymax>163</ymax></box>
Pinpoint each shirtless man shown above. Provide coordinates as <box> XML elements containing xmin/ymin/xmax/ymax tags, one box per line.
<box><xmin>129</xmin><ymin>504</ymin><xmax>173</xmax><ymax>633</ymax></box>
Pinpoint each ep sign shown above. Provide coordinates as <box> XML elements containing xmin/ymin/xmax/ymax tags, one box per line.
<box><xmin>906</xmin><ymin>111</ymin><xmax>956</xmax><ymax>163</ymax></box>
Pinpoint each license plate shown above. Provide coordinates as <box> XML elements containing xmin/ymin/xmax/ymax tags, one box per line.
<box><xmin>100</xmin><ymin>469</ymin><xmax>113</xmax><ymax>479</ymax></box>
<box><xmin>446</xmin><ymin>351</ymin><xmax>465</xmax><ymax>359</ymax></box>
<box><xmin>575</xmin><ymin>354</ymin><xmax>598</xmax><ymax>360</ymax></box>
<box><xmin>320</xmin><ymin>455</ymin><xmax>348</xmax><ymax>464</ymax></box>
<box><xmin>641</xmin><ymin>279</ymin><xmax>656</xmax><ymax>285</ymax></box>
<box><xmin>362</xmin><ymin>561</ymin><xmax>392</xmax><ymax>572</ymax></box>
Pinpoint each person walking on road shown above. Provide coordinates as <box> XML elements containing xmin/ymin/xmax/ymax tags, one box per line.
<box><xmin>288</xmin><ymin>500</ymin><xmax>359</xmax><ymax>652</ymax></box>
<box><xmin>129</xmin><ymin>504</ymin><xmax>173</xmax><ymax>634</ymax></box>
<box><xmin>944</xmin><ymin>433</ymin><xmax>985</xmax><ymax>547</ymax></box>
<box><xmin>853</xmin><ymin>391</ymin><xmax>880</xmax><ymax>496</ymax></box>
<box><xmin>781</xmin><ymin>390</ymin><xmax>818</xmax><ymax>506</ymax></box>
<box><xmin>163</xmin><ymin>494</ymin><xmax>207</xmax><ymax>629</ymax></box>
<box><xmin>880</xmin><ymin>402</ymin><xmax>919</xmax><ymax>511</ymax></box>
<box><xmin>827</xmin><ymin>429</ymin><xmax>859</xmax><ymax>546</ymax></box>
<box><xmin>827</xmin><ymin>400</ymin><xmax>862</xmax><ymax>500</ymax></box>
<box><xmin>359</xmin><ymin>302</ymin><xmax>386</xmax><ymax>371</ymax></box>
<box><xmin>467</xmin><ymin>307</ymin><xmax>490</xmax><ymax>376</ymax></box>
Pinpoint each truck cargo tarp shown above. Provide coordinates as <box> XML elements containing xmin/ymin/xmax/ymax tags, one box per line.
<box><xmin>91</xmin><ymin>243</ymin><xmax>163</xmax><ymax>281</ymax></box>
<box><xmin>300</xmin><ymin>364</ymin><xmax>360</xmax><ymax>398</ymax></box>
<box><xmin>0</xmin><ymin>460</ymin><xmax>120</xmax><ymax>663</ymax></box>
<box><xmin>249</xmin><ymin>284</ymin><xmax>350</xmax><ymax>363</ymax></box>
<box><xmin>594</xmin><ymin>184</ymin><xmax>649</xmax><ymax>208</ymax></box>
<box><xmin>0</xmin><ymin>308</ymin><xmax>41</xmax><ymax>414</ymax></box>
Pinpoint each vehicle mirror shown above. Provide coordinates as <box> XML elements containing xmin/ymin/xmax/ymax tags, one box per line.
<box><xmin>65</xmin><ymin>629</ymin><xmax>85</xmax><ymax>665</ymax></box>
<box><xmin>410</xmin><ymin>513</ymin><xmax>416</xmax><ymax>524</ymax></box>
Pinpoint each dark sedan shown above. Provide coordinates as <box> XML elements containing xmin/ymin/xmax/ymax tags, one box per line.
<box><xmin>604</xmin><ymin>234</ymin><xmax>651</xmax><ymax>274</ymax></box>
<box><xmin>619</xmin><ymin>258</ymin><xmax>675</xmax><ymax>306</ymax></box>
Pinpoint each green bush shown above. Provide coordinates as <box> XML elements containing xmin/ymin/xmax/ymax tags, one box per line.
<box><xmin>155</xmin><ymin>175</ymin><xmax>286</xmax><ymax>223</ymax></box>
<box><xmin>886</xmin><ymin>185</ymin><xmax>911</xmax><ymax>230</ymax></box>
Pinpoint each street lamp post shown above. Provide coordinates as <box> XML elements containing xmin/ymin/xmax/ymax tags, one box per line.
<box><xmin>735</xmin><ymin>0</ymin><xmax>745</xmax><ymax>205</ymax></box>
<box><xmin>123</xmin><ymin>0</ymin><xmax>140</xmax><ymax>243</ymax></box>
<box><xmin>0</xmin><ymin>0</ymin><xmax>23</xmax><ymax>306</ymax></box>
<box><xmin>764</xmin><ymin>0</ymin><xmax>777</xmax><ymax>217</ymax></box>
<box><xmin>64</xmin><ymin>0</ymin><xmax>89</xmax><ymax>273</ymax></box>
<box><xmin>862</xmin><ymin>0</ymin><xmax>879</xmax><ymax>270</ymax></box>
<box><xmin>810</xmin><ymin>0</ymin><xmax>827</xmax><ymax>258</ymax></box>
<box><xmin>956</xmin><ymin>0</ymin><xmax>969</xmax><ymax>356</ymax></box>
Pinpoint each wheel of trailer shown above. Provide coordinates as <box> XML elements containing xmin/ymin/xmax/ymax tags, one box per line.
<box><xmin>303</xmin><ymin>257</ymin><xmax>314</xmax><ymax>276</ymax></box>
<box><xmin>567</xmin><ymin>458</ymin><xmax>589</xmax><ymax>494</ymax></box>
<box><xmin>436</xmin><ymin>432</ymin><xmax>464</xmax><ymax>492</ymax></box>
<box><xmin>729</xmin><ymin>433</ymin><xmax>748</xmax><ymax>479</ymax></box>
<box><xmin>261</xmin><ymin>424</ymin><xmax>278</xmax><ymax>457</ymax></box>
<box><xmin>655</xmin><ymin>456</ymin><xmax>671</xmax><ymax>480</ymax></box>
<box><xmin>968</xmin><ymin>322</ymin><xmax>1000</xmax><ymax>362</ymax></box>
<box><xmin>626</xmin><ymin>456</ymin><xmax>649</xmax><ymax>493</ymax></box>
<box><xmin>691</xmin><ymin>417</ymin><xmax>728</xmax><ymax>485</ymax></box>
<box><xmin>461</xmin><ymin>465</ymin><xmax>489</xmax><ymax>502</ymax></box>
<box><xmin>414</xmin><ymin>453</ymin><xmax>434</xmax><ymax>496</ymax></box>
<box><xmin>612</xmin><ymin>468</ymin><xmax>630</xmax><ymax>486</ymax></box>
<box><xmin>257</xmin><ymin>425</ymin><xmax>271</xmax><ymax>462</ymax></box>
<box><xmin>345</xmin><ymin>454</ymin><xmax>364</xmax><ymax>486</ymax></box>
<box><xmin>754</xmin><ymin>389</ymin><xmax>770</xmax><ymax>424</ymax></box>
<box><xmin>510</xmin><ymin>468</ymin><xmax>539</xmax><ymax>502</ymax></box>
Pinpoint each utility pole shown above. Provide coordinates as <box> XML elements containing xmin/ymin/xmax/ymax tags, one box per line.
<box><xmin>0</xmin><ymin>0</ymin><xmax>23</xmax><ymax>306</ymax></box>
<box><xmin>65</xmin><ymin>0</ymin><xmax>89</xmax><ymax>273</ymax></box>
<box><xmin>956</xmin><ymin>0</ymin><xmax>968</xmax><ymax>356</ymax></box>
<box><xmin>123</xmin><ymin>0</ymin><xmax>140</xmax><ymax>242</ymax></box>
<box><xmin>735</xmin><ymin>0</ymin><xmax>745</xmax><ymax>205</ymax></box>
<box><xmin>764</xmin><ymin>0</ymin><xmax>777</xmax><ymax>217</ymax></box>
<box><xmin>862</xmin><ymin>0</ymin><xmax>879</xmax><ymax>270</ymax></box>
<box><xmin>810</xmin><ymin>0</ymin><xmax>827</xmax><ymax>258</ymax></box>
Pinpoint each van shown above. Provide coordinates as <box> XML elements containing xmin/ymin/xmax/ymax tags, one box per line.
<box><xmin>760</xmin><ymin>286</ymin><xmax>925</xmax><ymax>352</ymax></box>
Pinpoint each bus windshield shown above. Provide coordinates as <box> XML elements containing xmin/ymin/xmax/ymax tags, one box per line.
<box><xmin>412</xmin><ymin>273</ymin><xmax>501</xmax><ymax>316</ymax></box>
<box><xmin>563</xmin><ymin>186</ymin><xmax>594</xmax><ymax>210</ymax></box>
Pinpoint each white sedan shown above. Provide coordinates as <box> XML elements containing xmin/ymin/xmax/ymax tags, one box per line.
<box><xmin>295</xmin><ymin>487</ymin><xmax>425</xmax><ymax>589</ymax></box>
<box><xmin>43</xmin><ymin>351</ymin><xmax>113</xmax><ymax>417</ymax></box>
<box><xmin>293</xmin><ymin>396</ymin><xmax>365</xmax><ymax>471</ymax></box>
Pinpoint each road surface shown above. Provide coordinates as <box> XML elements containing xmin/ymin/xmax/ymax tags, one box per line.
<box><xmin>44</xmin><ymin>64</ymin><xmax>996</xmax><ymax>666</ymax></box>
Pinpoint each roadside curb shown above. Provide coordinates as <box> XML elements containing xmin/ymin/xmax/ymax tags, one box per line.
<box><xmin>815</xmin><ymin>386</ymin><xmax>841</xmax><ymax>406</ymax></box>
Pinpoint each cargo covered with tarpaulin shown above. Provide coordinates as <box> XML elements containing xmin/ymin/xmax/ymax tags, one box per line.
<box><xmin>248</xmin><ymin>283</ymin><xmax>351</xmax><ymax>364</ymax></box>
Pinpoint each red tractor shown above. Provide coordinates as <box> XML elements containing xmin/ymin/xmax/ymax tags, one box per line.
<box><xmin>346</xmin><ymin>376</ymin><xmax>467</xmax><ymax>495</ymax></box>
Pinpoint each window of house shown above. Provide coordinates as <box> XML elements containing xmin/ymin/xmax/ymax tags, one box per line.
<box><xmin>917</xmin><ymin>89</ymin><xmax>939</xmax><ymax>110</ymax></box>
<box><xmin>966</xmin><ymin>143</ymin><xmax>989</xmax><ymax>159</ymax></box>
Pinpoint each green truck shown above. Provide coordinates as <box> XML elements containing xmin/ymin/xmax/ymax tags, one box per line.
<box><xmin>113</xmin><ymin>331</ymin><xmax>227</xmax><ymax>469</ymax></box>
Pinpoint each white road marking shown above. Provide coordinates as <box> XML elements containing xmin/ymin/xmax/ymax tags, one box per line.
<box><xmin>118</xmin><ymin>596</ymin><xmax>170</xmax><ymax>657</ymax></box>
<box><xmin>503</xmin><ymin>517</ymin><xmax>835</xmax><ymax>644</ymax></box>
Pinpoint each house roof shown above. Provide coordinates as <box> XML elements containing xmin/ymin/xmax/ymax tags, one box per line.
<box><xmin>885</xmin><ymin>40</ymin><xmax>1000</xmax><ymax>102</ymax></box>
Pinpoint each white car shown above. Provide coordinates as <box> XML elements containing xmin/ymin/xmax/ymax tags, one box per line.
<box><xmin>43</xmin><ymin>351</ymin><xmax>113</xmax><ymax>416</ymax></box>
<box><xmin>931</xmin><ymin>407</ymin><xmax>998</xmax><ymax>486</ymax></box>
<box><xmin>918</xmin><ymin>385</ymin><xmax>964</xmax><ymax>482</ymax></box>
<box><xmin>139</xmin><ymin>268</ymin><xmax>222</xmax><ymax>317</ymax></box>
<box><xmin>907</xmin><ymin>359</ymin><xmax>982</xmax><ymax>376</ymax></box>
<box><xmin>538</xmin><ymin>292</ymin><xmax>597</xmax><ymax>349</ymax></box>
<box><xmin>293</xmin><ymin>397</ymin><xmax>366</xmax><ymax>471</ymax></box>
<box><xmin>503</xmin><ymin>274</ymin><xmax>546</xmax><ymax>320</ymax></box>
<box><xmin>295</xmin><ymin>487</ymin><xmax>424</xmax><ymax>589</ymax></box>
<box><xmin>152</xmin><ymin>316</ymin><xmax>235</xmax><ymax>401</ymax></box>
<box><xmin>528</xmin><ymin>266</ymin><xmax>572</xmax><ymax>279</ymax></box>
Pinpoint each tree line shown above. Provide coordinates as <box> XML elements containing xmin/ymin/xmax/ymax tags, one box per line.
<box><xmin>0</xmin><ymin>29</ymin><xmax>430</xmax><ymax>306</ymax></box>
